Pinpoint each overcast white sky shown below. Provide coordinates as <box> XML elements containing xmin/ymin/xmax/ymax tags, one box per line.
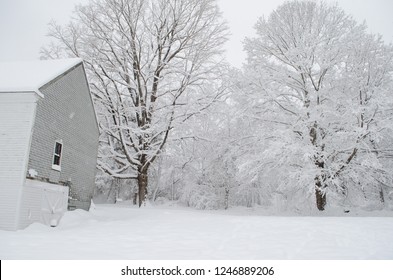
<box><xmin>0</xmin><ymin>0</ymin><xmax>392</xmax><ymax>67</ymax></box>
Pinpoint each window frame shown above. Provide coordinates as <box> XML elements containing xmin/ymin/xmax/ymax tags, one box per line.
<box><xmin>51</xmin><ymin>140</ymin><xmax>63</xmax><ymax>171</ymax></box>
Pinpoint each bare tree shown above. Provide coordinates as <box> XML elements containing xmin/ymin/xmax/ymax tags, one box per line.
<box><xmin>42</xmin><ymin>0</ymin><xmax>228</xmax><ymax>206</ymax></box>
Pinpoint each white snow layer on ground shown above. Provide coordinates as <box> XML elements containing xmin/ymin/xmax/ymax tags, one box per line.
<box><xmin>0</xmin><ymin>204</ymin><xmax>392</xmax><ymax>260</ymax></box>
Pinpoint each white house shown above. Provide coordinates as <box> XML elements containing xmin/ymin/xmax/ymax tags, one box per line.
<box><xmin>0</xmin><ymin>58</ymin><xmax>99</xmax><ymax>231</ymax></box>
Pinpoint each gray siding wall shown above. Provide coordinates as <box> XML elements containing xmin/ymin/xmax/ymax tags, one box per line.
<box><xmin>27</xmin><ymin>64</ymin><xmax>99</xmax><ymax>210</ymax></box>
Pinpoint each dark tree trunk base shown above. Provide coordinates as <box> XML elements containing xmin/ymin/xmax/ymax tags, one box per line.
<box><xmin>315</xmin><ymin>188</ymin><xmax>326</xmax><ymax>211</ymax></box>
<box><xmin>133</xmin><ymin>193</ymin><xmax>138</xmax><ymax>205</ymax></box>
<box><xmin>138</xmin><ymin>170</ymin><xmax>148</xmax><ymax>207</ymax></box>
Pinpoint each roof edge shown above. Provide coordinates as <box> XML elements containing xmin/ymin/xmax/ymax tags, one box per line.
<box><xmin>38</xmin><ymin>60</ymin><xmax>83</xmax><ymax>92</ymax></box>
<box><xmin>0</xmin><ymin>90</ymin><xmax>44</xmax><ymax>98</ymax></box>
<box><xmin>37</xmin><ymin>58</ymin><xmax>83</xmax><ymax>91</ymax></box>
<box><xmin>0</xmin><ymin>58</ymin><xmax>83</xmax><ymax>94</ymax></box>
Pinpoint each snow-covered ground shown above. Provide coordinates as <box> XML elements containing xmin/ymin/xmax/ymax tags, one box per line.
<box><xmin>1</xmin><ymin>203</ymin><xmax>393</xmax><ymax>259</ymax></box>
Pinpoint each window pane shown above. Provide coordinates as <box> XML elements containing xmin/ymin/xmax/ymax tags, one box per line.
<box><xmin>55</xmin><ymin>142</ymin><xmax>62</xmax><ymax>155</ymax></box>
<box><xmin>53</xmin><ymin>155</ymin><xmax>60</xmax><ymax>165</ymax></box>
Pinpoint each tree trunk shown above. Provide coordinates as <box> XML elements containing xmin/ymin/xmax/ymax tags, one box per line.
<box><xmin>315</xmin><ymin>177</ymin><xmax>326</xmax><ymax>211</ymax></box>
<box><xmin>224</xmin><ymin>187</ymin><xmax>229</xmax><ymax>210</ymax></box>
<box><xmin>133</xmin><ymin>193</ymin><xmax>138</xmax><ymax>205</ymax></box>
<box><xmin>379</xmin><ymin>187</ymin><xmax>385</xmax><ymax>204</ymax></box>
<box><xmin>315</xmin><ymin>188</ymin><xmax>326</xmax><ymax>211</ymax></box>
<box><xmin>137</xmin><ymin>169</ymin><xmax>148</xmax><ymax>207</ymax></box>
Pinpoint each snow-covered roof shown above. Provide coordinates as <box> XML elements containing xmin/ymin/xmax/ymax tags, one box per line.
<box><xmin>0</xmin><ymin>58</ymin><xmax>83</xmax><ymax>97</ymax></box>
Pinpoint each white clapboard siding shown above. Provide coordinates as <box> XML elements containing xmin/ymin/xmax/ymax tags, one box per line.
<box><xmin>0</xmin><ymin>92</ymin><xmax>38</xmax><ymax>230</ymax></box>
<box><xmin>19</xmin><ymin>179</ymin><xmax>69</xmax><ymax>229</ymax></box>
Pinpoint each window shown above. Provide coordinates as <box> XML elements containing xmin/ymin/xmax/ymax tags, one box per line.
<box><xmin>52</xmin><ymin>141</ymin><xmax>63</xmax><ymax>171</ymax></box>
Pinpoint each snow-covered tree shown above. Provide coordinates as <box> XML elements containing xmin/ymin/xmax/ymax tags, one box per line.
<box><xmin>41</xmin><ymin>0</ymin><xmax>228</xmax><ymax>206</ymax></box>
<box><xmin>178</xmin><ymin>112</ymin><xmax>239</xmax><ymax>210</ymax></box>
<box><xmin>144</xmin><ymin>72</ymin><xmax>244</xmax><ymax>210</ymax></box>
<box><xmin>243</xmin><ymin>1</ymin><xmax>393</xmax><ymax>211</ymax></box>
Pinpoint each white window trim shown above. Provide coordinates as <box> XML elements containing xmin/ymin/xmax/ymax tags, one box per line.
<box><xmin>52</xmin><ymin>140</ymin><xmax>63</xmax><ymax>171</ymax></box>
<box><xmin>51</xmin><ymin>164</ymin><xmax>61</xmax><ymax>171</ymax></box>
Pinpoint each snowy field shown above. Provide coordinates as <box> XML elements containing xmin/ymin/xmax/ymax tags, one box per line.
<box><xmin>1</xmin><ymin>203</ymin><xmax>393</xmax><ymax>260</ymax></box>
